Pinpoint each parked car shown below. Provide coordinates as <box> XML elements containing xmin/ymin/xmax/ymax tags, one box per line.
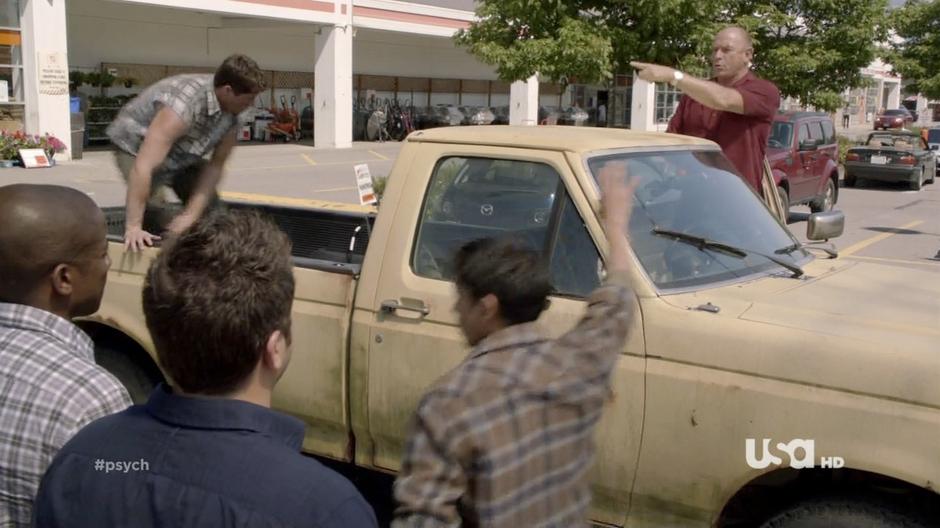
<box><xmin>557</xmin><ymin>106</ymin><xmax>590</xmax><ymax>126</ymax></box>
<box><xmin>538</xmin><ymin>105</ymin><xmax>562</xmax><ymax>125</ymax></box>
<box><xmin>873</xmin><ymin>108</ymin><xmax>914</xmax><ymax>130</ymax></box>
<box><xmin>923</xmin><ymin>127</ymin><xmax>940</xmax><ymax>177</ymax></box>
<box><xmin>459</xmin><ymin>106</ymin><xmax>496</xmax><ymax>126</ymax></box>
<box><xmin>767</xmin><ymin>112</ymin><xmax>840</xmax><ymax>218</ymax></box>
<box><xmin>844</xmin><ymin>130</ymin><xmax>937</xmax><ymax>190</ymax></box>
<box><xmin>414</xmin><ymin>105</ymin><xmax>464</xmax><ymax>129</ymax></box>
<box><xmin>491</xmin><ymin>105</ymin><xmax>510</xmax><ymax>125</ymax></box>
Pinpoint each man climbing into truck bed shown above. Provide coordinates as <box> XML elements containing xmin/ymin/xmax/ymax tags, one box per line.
<box><xmin>392</xmin><ymin>162</ymin><xmax>638</xmax><ymax>527</ymax></box>
<box><xmin>108</xmin><ymin>54</ymin><xmax>265</xmax><ymax>251</ymax></box>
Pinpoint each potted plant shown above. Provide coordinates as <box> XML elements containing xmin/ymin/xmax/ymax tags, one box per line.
<box><xmin>0</xmin><ymin>131</ymin><xmax>67</xmax><ymax>167</ymax></box>
<box><xmin>69</xmin><ymin>71</ymin><xmax>85</xmax><ymax>93</ymax></box>
<box><xmin>118</xmin><ymin>76</ymin><xmax>137</xmax><ymax>89</ymax></box>
<box><xmin>0</xmin><ymin>131</ymin><xmax>21</xmax><ymax>167</ymax></box>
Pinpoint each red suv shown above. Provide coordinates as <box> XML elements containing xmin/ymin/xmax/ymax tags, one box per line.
<box><xmin>767</xmin><ymin>112</ymin><xmax>839</xmax><ymax>219</ymax></box>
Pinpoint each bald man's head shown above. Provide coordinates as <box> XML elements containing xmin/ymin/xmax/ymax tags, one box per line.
<box><xmin>712</xmin><ymin>26</ymin><xmax>754</xmax><ymax>84</ymax></box>
<box><xmin>0</xmin><ymin>184</ymin><xmax>110</xmax><ymax>317</ymax></box>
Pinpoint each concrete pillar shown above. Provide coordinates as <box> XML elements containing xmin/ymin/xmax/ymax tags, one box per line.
<box><xmin>876</xmin><ymin>79</ymin><xmax>886</xmax><ymax>112</ymax></box>
<box><xmin>509</xmin><ymin>74</ymin><xmax>538</xmax><ymax>125</ymax></box>
<box><xmin>314</xmin><ymin>24</ymin><xmax>353</xmax><ymax>148</ymax></box>
<box><xmin>886</xmin><ymin>82</ymin><xmax>901</xmax><ymax>110</ymax></box>
<box><xmin>630</xmin><ymin>76</ymin><xmax>657</xmax><ymax>131</ymax></box>
<box><xmin>20</xmin><ymin>0</ymin><xmax>72</xmax><ymax>160</ymax></box>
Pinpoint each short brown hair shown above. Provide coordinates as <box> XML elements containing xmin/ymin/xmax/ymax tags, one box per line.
<box><xmin>454</xmin><ymin>237</ymin><xmax>552</xmax><ymax>325</ymax></box>
<box><xmin>142</xmin><ymin>210</ymin><xmax>294</xmax><ymax>395</ymax></box>
<box><xmin>214</xmin><ymin>54</ymin><xmax>265</xmax><ymax>95</ymax></box>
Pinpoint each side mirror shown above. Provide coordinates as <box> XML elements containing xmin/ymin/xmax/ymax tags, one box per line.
<box><xmin>807</xmin><ymin>210</ymin><xmax>845</xmax><ymax>241</ymax></box>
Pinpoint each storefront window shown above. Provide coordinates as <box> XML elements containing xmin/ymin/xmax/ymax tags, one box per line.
<box><xmin>0</xmin><ymin>0</ymin><xmax>24</xmax><ymax>132</ymax></box>
<box><xmin>655</xmin><ymin>83</ymin><xmax>681</xmax><ymax>124</ymax></box>
<box><xmin>0</xmin><ymin>1</ymin><xmax>19</xmax><ymax>29</ymax></box>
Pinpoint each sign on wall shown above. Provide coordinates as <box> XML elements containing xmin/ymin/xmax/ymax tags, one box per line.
<box><xmin>38</xmin><ymin>51</ymin><xmax>69</xmax><ymax>96</ymax></box>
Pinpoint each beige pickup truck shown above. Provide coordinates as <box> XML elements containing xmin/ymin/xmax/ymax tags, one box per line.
<box><xmin>85</xmin><ymin>127</ymin><xmax>939</xmax><ymax>527</ymax></box>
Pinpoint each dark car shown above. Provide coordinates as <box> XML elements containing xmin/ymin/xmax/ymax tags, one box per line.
<box><xmin>927</xmin><ymin>128</ymin><xmax>940</xmax><ymax>176</ymax></box>
<box><xmin>767</xmin><ymin>112</ymin><xmax>840</xmax><ymax>218</ymax></box>
<box><xmin>873</xmin><ymin>109</ymin><xmax>914</xmax><ymax>130</ymax></box>
<box><xmin>438</xmin><ymin>158</ymin><xmax>557</xmax><ymax>229</ymax></box>
<box><xmin>844</xmin><ymin>131</ymin><xmax>937</xmax><ymax>190</ymax></box>
<box><xmin>557</xmin><ymin>106</ymin><xmax>590</xmax><ymax>126</ymax></box>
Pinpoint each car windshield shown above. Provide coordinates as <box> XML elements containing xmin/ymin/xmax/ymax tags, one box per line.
<box><xmin>768</xmin><ymin>121</ymin><xmax>793</xmax><ymax>148</ymax></box>
<box><xmin>883</xmin><ymin>110</ymin><xmax>907</xmax><ymax>116</ymax></box>
<box><xmin>866</xmin><ymin>134</ymin><xmax>917</xmax><ymax>149</ymax></box>
<box><xmin>586</xmin><ymin>149</ymin><xmax>810</xmax><ymax>290</ymax></box>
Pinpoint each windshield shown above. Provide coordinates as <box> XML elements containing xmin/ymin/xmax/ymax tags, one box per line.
<box><xmin>587</xmin><ymin>149</ymin><xmax>809</xmax><ymax>290</ymax></box>
<box><xmin>866</xmin><ymin>134</ymin><xmax>918</xmax><ymax>149</ymax></box>
<box><xmin>768</xmin><ymin>121</ymin><xmax>793</xmax><ymax>149</ymax></box>
<box><xmin>883</xmin><ymin>110</ymin><xmax>907</xmax><ymax>116</ymax></box>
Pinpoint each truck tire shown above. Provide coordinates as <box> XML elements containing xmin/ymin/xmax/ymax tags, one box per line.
<box><xmin>910</xmin><ymin>168</ymin><xmax>924</xmax><ymax>191</ymax></box>
<box><xmin>760</xmin><ymin>497</ymin><xmax>930</xmax><ymax>528</ymax></box>
<box><xmin>94</xmin><ymin>343</ymin><xmax>160</xmax><ymax>404</ymax></box>
<box><xmin>810</xmin><ymin>178</ymin><xmax>837</xmax><ymax>213</ymax></box>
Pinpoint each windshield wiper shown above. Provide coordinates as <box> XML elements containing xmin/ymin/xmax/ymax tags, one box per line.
<box><xmin>652</xmin><ymin>228</ymin><xmax>804</xmax><ymax>278</ymax></box>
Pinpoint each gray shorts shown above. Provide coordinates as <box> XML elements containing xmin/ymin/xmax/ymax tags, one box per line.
<box><xmin>115</xmin><ymin>149</ymin><xmax>220</xmax><ymax>232</ymax></box>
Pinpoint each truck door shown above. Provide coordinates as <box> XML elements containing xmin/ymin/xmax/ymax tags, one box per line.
<box><xmin>350</xmin><ymin>143</ymin><xmax>645</xmax><ymax>526</ymax></box>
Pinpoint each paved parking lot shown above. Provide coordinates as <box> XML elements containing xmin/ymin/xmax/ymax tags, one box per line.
<box><xmin>0</xmin><ymin>141</ymin><xmax>403</xmax><ymax>208</ymax></box>
<box><xmin>3</xmin><ymin>139</ymin><xmax>937</xmax><ymax>272</ymax></box>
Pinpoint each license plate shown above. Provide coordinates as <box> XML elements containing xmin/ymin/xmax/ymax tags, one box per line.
<box><xmin>871</xmin><ymin>155</ymin><xmax>887</xmax><ymax>165</ymax></box>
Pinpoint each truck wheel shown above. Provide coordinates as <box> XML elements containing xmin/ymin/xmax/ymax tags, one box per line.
<box><xmin>777</xmin><ymin>186</ymin><xmax>790</xmax><ymax>223</ymax></box>
<box><xmin>761</xmin><ymin>497</ymin><xmax>930</xmax><ymax>528</ymax></box>
<box><xmin>94</xmin><ymin>343</ymin><xmax>160</xmax><ymax>404</ymax></box>
<box><xmin>810</xmin><ymin>178</ymin><xmax>836</xmax><ymax>213</ymax></box>
<box><xmin>910</xmin><ymin>168</ymin><xmax>924</xmax><ymax>191</ymax></box>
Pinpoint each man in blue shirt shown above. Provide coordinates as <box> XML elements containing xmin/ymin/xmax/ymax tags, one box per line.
<box><xmin>34</xmin><ymin>210</ymin><xmax>377</xmax><ymax>528</ymax></box>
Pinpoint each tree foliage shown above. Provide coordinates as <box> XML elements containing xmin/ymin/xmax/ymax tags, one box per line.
<box><xmin>455</xmin><ymin>0</ymin><xmax>890</xmax><ymax>111</ymax></box>
<box><xmin>886</xmin><ymin>0</ymin><xmax>940</xmax><ymax>100</ymax></box>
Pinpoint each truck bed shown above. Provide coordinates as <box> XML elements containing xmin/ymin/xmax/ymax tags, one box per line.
<box><xmin>102</xmin><ymin>201</ymin><xmax>376</xmax><ymax>275</ymax></box>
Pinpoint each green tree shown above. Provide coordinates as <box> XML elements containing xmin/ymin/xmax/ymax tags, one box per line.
<box><xmin>725</xmin><ymin>0</ymin><xmax>889</xmax><ymax>111</ymax></box>
<box><xmin>456</xmin><ymin>0</ymin><xmax>889</xmax><ymax>112</ymax></box>
<box><xmin>453</xmin><ymin>1</ymin><xmax>615</xmax><ymax>85</ymax></box>
<box><xmin>887</xmin><ymin>0</ymin><xmax>940</xmax><ymax>100</ymax></box>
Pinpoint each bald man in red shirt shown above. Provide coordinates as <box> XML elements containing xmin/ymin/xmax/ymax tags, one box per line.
<box><xmin>632</xmin><ymin>27</ymin><xmax>780</xmax><ymax>195</ymax></box>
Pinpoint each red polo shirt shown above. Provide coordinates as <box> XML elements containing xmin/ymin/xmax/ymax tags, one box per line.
<box><xmin>667</xmin><ymin>72</ymin><xmax>780</xmax><ymax>194</ymax></box>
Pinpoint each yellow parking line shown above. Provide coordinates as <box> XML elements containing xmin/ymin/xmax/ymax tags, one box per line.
<box><xmin>840</xmin><ymin>220</ymin><xmax>924</xmax><ymax>256</ymax></box>
<box><xmin>369</xmin><ymin>150</ymin><xmax>390</xmax><ymax>161</ymax></box>
<box><xmin>844</xmin><ymin>255</ymin><xmax>940</xmax><ymax>267</ymax></box>
<box><xmin>301</xmin><ymin>153</ymin><xmax>318</xmax><ymax>166</ymax></box>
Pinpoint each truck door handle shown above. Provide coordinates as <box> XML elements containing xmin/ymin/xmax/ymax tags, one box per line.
<box><xmin>380</xmin><ymin>299</ymin><xmax>430</xmax><ymax>316</ymax></box>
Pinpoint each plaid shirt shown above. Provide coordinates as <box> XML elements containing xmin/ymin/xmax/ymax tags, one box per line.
<box><xmin>0</xmin><ymin>303</ymin><xmax>131</xmax><ymax>526</ymax></box>
<box><xmin>107</xmin><ymin>74</ymin><xmax>239</xmax><ymax>172</ymax></box>
<box><xmin>393</xmin><ymin>273</ymin><xmax>633</xmax><ymax>528</ymax></box>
